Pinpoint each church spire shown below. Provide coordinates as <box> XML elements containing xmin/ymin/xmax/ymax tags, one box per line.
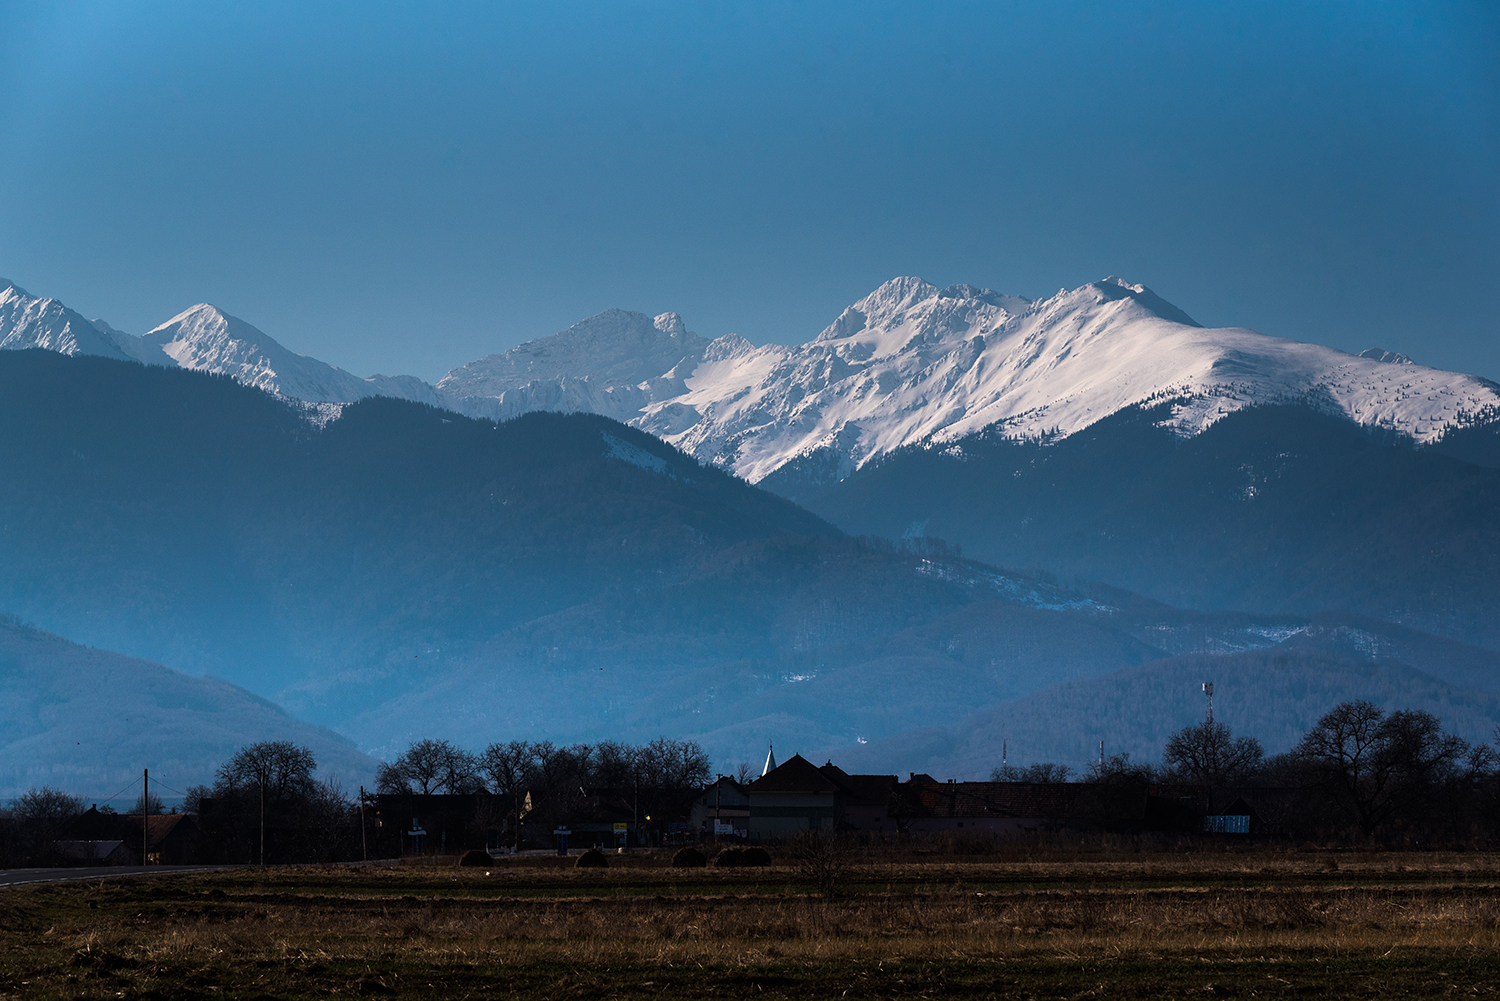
<box><xmin>762</xmin><ymin>740</ymin><xmax>777</xmax><ymax>777</ymax></box>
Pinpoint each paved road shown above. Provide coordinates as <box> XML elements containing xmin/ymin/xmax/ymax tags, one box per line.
<box><xmin>0</xmin><ymin>858</ymin><xmax>410</xmax><ymax>888</ymax></box>
<box><xmin>0</xmin><ymin>864</ymin><xmax>245</xmax><ymax>888</ymax></box>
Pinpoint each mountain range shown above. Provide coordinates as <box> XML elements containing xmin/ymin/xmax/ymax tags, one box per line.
<box><xmin>6</xmin><ymin>274</ymin><xmax>1497</xmax><ymax>485</ymax></box>
<box><xmin>3</xmin><ymin>273</ymin><xmax>1500</xmax><ymax>786</ymax></box>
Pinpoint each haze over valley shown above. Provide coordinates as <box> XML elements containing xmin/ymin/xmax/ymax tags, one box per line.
<box><xmin>3</xmin><ymin>272</ymin><xmax>1499</xmax><ymax>794</ymax></box>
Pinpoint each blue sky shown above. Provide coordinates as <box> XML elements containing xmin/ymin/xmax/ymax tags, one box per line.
<box><xmin>1</xmin><ymin>1</ymin><xmax>1495</xmax><ymax>381</ymax></box>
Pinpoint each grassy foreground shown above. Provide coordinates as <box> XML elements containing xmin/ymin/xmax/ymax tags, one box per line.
<box><xmin>4</xmin><ymin>850</ymin><xmax>1500</xmax><ymax>998</ymax></box>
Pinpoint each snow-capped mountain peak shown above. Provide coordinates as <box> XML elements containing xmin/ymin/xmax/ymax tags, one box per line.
<box><xmin>0</xmin><ymin>279</ymin><xmax>133</xmax><ymax>361</ymax></box>
<box><xmin>1359</xmin><ymin>348</ymin><xmax>1415</xmax><ymax>366</ymax></box>
<box><xmin>143</xmin><ymin>303</ymin><xmax>276</xmax><ymax>381</ymax></box>
<box><xmin>615</xmin><ymin>276</ymin><xmax>1500</xmax><ymax>482</ymax></box>
<box><xmin>5</xmin><ymin>274</ymin><xmax>1497</xmax><ymax>485</ymax></box>
<box><xmin>653</xmin><ymin>311</ymin><xmax>688</xmax><ymax>337</ymax></box>
<box><xmin>0</xmin><ymin>280</ymin><xmax>441</xmax><ymax>409</ymax></box>
<box><xmin>434</xmin><ymin>307</ymin><xmax>711</xmax><ymax>423</ymax></box>
<box><xmin>135</xmin><ymin>303</ymin><xmax>445</xmax><ymax>407</ymax></box>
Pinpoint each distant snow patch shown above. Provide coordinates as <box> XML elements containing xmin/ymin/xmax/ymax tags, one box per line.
<box><xmin>281</xmin><ymin>396</ymin><xmax>346</xmax><ymax>429</ymax></box>
<box><xmin>915</xmin><ymin>559</ymin><xmax>1107</xmax><ymax>612</ymax></box>
<box><xmin>602</xmin><ymin>431</ymin><xmax>672</xmax><ymax>476</ymax></box>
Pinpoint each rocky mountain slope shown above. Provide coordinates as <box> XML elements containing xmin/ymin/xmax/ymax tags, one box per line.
<box><xmin>790</xmin><ymin>401</ymin><xmax>1500</xmax><ymax>650</ymax></box>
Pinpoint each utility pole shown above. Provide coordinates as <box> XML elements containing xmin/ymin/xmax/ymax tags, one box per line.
<box><xmin>1203</xmin><ymin>683</ymin><xmax>1217</xmax><ymax>815</ymax></box>
<box><xmin>1002</xmin><ymin>740</ymin><xmax>1007</xmax><ymax>776</ymax></box>
<box><xmin>259</xmin><ymin>779</ymin><xmax>266</xmax><ymax>866</ymax></box>
<box><xmin>142</xmin><ymin>768</ymin><xmax>149</xmax><ymax>866</ymax></box>
<box><xmin>359</xmin><ymin>785</ymin><xmax>368</xmax><ymax>862</ymax></box>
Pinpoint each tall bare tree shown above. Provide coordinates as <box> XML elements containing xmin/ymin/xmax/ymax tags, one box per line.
<box><xmin>1164</xmin><ymin>721</ymin><xmax>1264</xmax><ymax>786</ymax></box>
<box><xmin>377</xmin><ymin>739</ymin><xmax>480</xmax><ymax>795</ymax></box>
<box><xmin>1294</xmin><ymin>701</ymin><xmax>1467</xmax><ymax>836</ymax></box>
<box><xmin>216</xmin><ymin>741</ymin><xmax>316</xmax><ymax>808</ymax></box>
<box><xmin>479</xmin><ymin>740</ymin><xmax>535</xmax><ymax>796</ymax></box>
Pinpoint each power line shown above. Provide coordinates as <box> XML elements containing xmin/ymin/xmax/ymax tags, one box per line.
<box><xmin>82</xmin><ymin>777</ymin><xmax>142</xmax><ymax>805</ymax></box>
<box><xmin>147</xmin><ymin>779</ymin><xmax>189</xmax><ymax>798</ymax></box>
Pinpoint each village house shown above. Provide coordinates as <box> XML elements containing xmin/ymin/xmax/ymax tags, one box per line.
<box><xmin>58</xmin><ymin>806</ymin><xmax>203</xmax><ymax>865</ymax></box>
<box><xmin>688</xmin><ymin>776</ymin><xmax>749</xmax><ymax>838</ymax></box>
<box><xmin>745</xmin><ymin>755</ymin><xmax>899</xmax><ymax>838</ymax></box>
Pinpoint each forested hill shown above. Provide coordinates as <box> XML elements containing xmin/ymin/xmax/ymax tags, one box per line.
<box><xmin>6</xmin><ymin>349</ymin><xmax>1498</xmax><ymax>775</ymax></box>
<box><xmin>0</xmin><ymin>615</ymin><xmax>376</xmax><ymax>799</ymax></box>
<box><xmin>0</xmin><ymin>349</ymin><xmax>836</xmax><ymax>702</ymax></box>
<box><xmin>781</xmin><ymin>401</ymin><xmax>1500</xmax><ymax>650</ymax></box>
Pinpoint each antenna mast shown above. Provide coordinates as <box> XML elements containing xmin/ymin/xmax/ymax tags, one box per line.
<box><xmin>1202</xmin><ymin>682</ymin><xmax>1215</xmax><ymax>725</ymax></box>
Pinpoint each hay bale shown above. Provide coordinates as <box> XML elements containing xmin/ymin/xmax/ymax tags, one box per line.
<box><xmin>740</xmin><ymin>846</ymin><xmax>772</xmax><ymax>867</ymax></box>
<box><xmin>671</xmin><ymin>847</ymin><xmax>707</xmax><ymax>868</ymax></box>
<box><xmin>712</xmin><ymin>847</ymin><xmax>745</xmax><ymax>867</ymax></box>
<box><xmin>458</xmin><ymin>849</ymin><xmax>491</xmax><ymax>867</ymax></box>
<box><xmin>574</xmin><ymin>848</ymin><xmax>609</xmax><ymax>868</ymax></box>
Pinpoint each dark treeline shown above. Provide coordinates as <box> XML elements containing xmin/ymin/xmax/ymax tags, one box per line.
<box><xmin>375</xmin><ymin>736</ymin><xmax>711</xmax><ymax>832</ymax></box>
<box><xmin>8</xmin><ymin>700</ymin><xmax>1500</xmax><ymax>867</ymax></box>
<box><xmin>0</xmin><ymin>735</ymin><xmax>715</xmax><ymax>867</ymax></box>
<box><xmin>996</xmin><ymin>700</ymin><xmax>1500</xmax><ymax>845</ymax></box>
<box><xmin>0</xmin><ymin>741</ymin><xmax>360</xmax><ymax>868</ymax></box>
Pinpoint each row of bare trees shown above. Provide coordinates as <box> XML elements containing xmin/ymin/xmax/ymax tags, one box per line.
<box><xmin>376</xmin><ymin>737</ymin><xmax>711</xmax><ymax>796</ymax></box>
<box><xmin>375</xmin><ymin>736</ymin><xmax>713</xmax><ymax>834</ymax></box>
<box><xmin>1068</xmin><ymin>700</ymin><xmax>1498</xmax><ymax>842</ymax></box>
<box><xmin>190</xmin><ymin>741</ymin><xmax>358</xmax><ymax>864</ymax></box>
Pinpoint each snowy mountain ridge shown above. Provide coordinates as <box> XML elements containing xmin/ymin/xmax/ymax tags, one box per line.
<box><xmin>4</xmin><ymin>274</ymin><xmax>1497</xmax><ymax>483</ymax></box>
<box><xmin>137</xmin><ymin>303</ymin><xmax>444</xmax><ymax>406</ymax></box>
<box><xmin>0</xmin><ymin>279</ymin><xmax>439</xmax><ymax>410</ymax></box>
<box><xmin>438</xmin><ymin>275</ymin><xmax>1500</xmax><ymax>482</ymax></box>
<box><xmin>0</xmin><ymin>279</ymin><xmax>135</xmax><ymax>360</ymax></box>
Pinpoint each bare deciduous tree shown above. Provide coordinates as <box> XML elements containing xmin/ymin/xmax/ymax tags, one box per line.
<box><xmin>1164</xmin><ymin>721</ymin><xmax>1264</xmax><ymax>786</ymax></box>
<box><xmin>479</xmin><ymin>740</ymin><xmax>535</xmax><ymax>797</ymax></box>
<box><xmin>378</xmin><ymin>739</ymin><xmax>479</xmax><ymax>795</ymax></box>
<box><xmin>216</xmin><ymin>741</ymin><xmax>316</xmax><ymax>807</ymax></box>
<box><xmin>992</xmin><ymin>762</ymin><xmax>1074</xmax><ymax>782</ymax></box>
<box><xmin>1294</xmin><ymin>701</ymin><xmax>1467</xmax><ymax>836</ymax></box>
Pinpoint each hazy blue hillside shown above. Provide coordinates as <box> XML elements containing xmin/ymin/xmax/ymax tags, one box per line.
<box><xmin>0</xmin><ymin>615</ymin><xmax>376</xmax><ymax>800</ymax></box>
<box><xmin>0</xmin><ymin>350</ymin><xmax>839</xmax><ymax>704</ymax></box>
<box><xmin>2</xmin><ymin>350</ymin><xmax>1163</xmax><ymax>758</ymax></box>
<box><xmin>837</xmin><ymin>645</ymin><xmax>1500</xmax><ymax>781</ymax></box>
<box><xmin>6</xmin><ymin>349</ymin><xmax>1497</xmax><ymax>777</ymax></box>
<box><xmin>784</xmin><ymin>403</ymin><xmax>1500</xmax><ymax>650</ymax></box>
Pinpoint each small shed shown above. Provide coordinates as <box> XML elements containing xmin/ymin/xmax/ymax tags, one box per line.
<box><xmin>1202</xmin><ymin>796</ymin><xmax>1260</xmax><ymax>835</ymax></box>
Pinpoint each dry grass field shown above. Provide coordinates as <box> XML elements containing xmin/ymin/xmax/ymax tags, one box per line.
<box><xmin>4</xmin><ymin>848</ymin><xmax>1500</xmax><ymax>998</ymax></box>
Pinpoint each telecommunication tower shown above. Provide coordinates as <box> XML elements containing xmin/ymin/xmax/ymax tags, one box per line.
<box><xmin>1202</xmin><ymin>682</ymin><xmax>1215</xmax><ymax>724</ymax></box>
